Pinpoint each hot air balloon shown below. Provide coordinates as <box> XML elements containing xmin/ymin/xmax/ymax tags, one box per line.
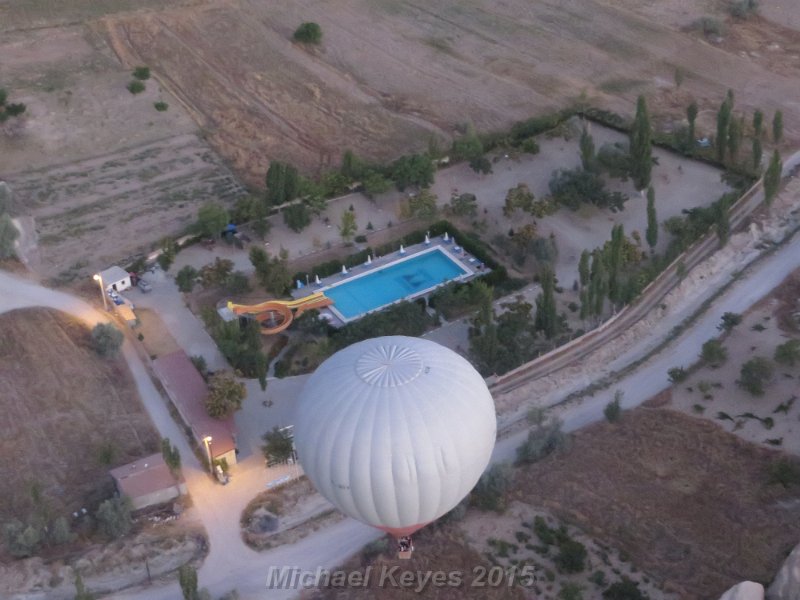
<box><xmin>293</xmin><ymin>335</ymin><xmax>496</xmax><ymax>556</ymax></box>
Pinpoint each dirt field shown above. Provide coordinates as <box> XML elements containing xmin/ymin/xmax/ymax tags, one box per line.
<box><xmin>0</xmin><ymin>308</ymin><xmax>160</xmax><ymax>525</ymax></box>
<box><xmin>669</xmin><ymin>269</ymin><xmax>800</xmax><ymax>454</ymax></box>
<box><xmin>97</xmin><ymin>0</ymin><xmax>800</xmax><ymax>186</ymax></box>
<box><xmin>514</xmin><ymin>408</ymin><xmax>800</xmax><ymax>599</ymax></box>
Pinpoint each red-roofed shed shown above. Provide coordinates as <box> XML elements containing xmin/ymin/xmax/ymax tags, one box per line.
<box><xmin>153</xmin><ymin>351</ymin><xmax>237</xmax><ymax>466</ymax></box>
<box><xmin>110</xmin><ymin>453</ymin><xmax>187</xmax><ymax>510</ymax></box>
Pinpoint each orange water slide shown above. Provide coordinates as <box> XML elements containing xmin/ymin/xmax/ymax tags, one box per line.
<box><xmin>227</xmin><ymin>292</ymin><xmax>333</xmax><ymax>335</ymax></box>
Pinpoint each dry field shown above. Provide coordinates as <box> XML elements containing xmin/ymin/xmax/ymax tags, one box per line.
<box><xmin>0</xmin><ymin>308</ymin><xmax>159</xmax><ymax>525</ymax></box>
<box><xmin>669</xmin><ymin>268</ymin><xmax>800</xmax><ymax>454</ymax></box>
<box><xmin>514</xmin><ymin>408</ymin><xmax>800</xmax><ymax>599</ymax></box>
<box><xmin>97</xmin><ymin>0</ymin><xmax>800</xmax><ymax>186</ymax></box>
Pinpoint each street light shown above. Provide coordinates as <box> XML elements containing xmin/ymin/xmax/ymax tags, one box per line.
<box><xmin>92</xmin><ymin>273</ymin><xmax>108</xmax><ymax>311</ymax></box>
<box><xmin>202</xmin><ymin>436</ymin><xmax>213</xmax><ymax>473</ymax></box>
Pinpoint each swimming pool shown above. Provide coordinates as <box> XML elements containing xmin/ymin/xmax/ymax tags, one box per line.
<box><xmin>324</xmin><ymin>248</ymin><xmax>469</xmax><ymax>321</ymax></box>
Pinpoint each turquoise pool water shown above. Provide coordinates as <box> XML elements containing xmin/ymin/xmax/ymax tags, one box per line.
<box><xmin>325</xmin><ymin>248</ymin><xmax>468</xmax><ymax>320</ymax></box>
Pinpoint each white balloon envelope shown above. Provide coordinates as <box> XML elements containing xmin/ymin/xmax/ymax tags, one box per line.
<box><xmin>294</xmin><ymin>335</ymin><xmax>497</xmax><ymax>537</ymax></box>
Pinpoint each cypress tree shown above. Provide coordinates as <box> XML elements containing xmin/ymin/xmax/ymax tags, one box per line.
<box><xmin>752</xmin><ymin>137</ymin><xmax>763</xmax><ymax>171</ymax></box>
<box><xmin>687</xmin><ymin>101</ymin><xmax>698</xmax><ymax>148</ymax></box>
<box><xmin>629</xmin><ymin>96</ymin><xmax>653</xmax><ymax>190</ymax></box>
<box><xmin>716</xmin><ymin>97</ymin><xmax>731</xmax><ymax>163</ymax></box>
<box><xmin>727</xmin><ymin>117</ymin><xmax>741</xmax><ymax>163</ymax></box>
<box><xmin>716</xmin><ymin>204</ymin><xmax>730</xmax><ymax>246</ymax></box>
<box><xmin>764</xmin><ymin>150</ymin><xmax>782</xmax><ymax>205</ymax></box>
<box><xmin>608</xmin><ymin>224</ymin><xmax>625</xmax><ymax>304</ymax></box>
<box><xmin>534</xmin><ymin>266</ymin><xmax>558</xmax><ymax>339</ymax></box>
<box><xmin>753</xmin><ymin>109</ymin><xmax>764</xmax><ymax>139</ymax></box>
<box><xmin>590</xmin><ymin>250</ymin><xmax>606</xmax><ymax>317</ymax></box>
<box><xmin>773</xmin><ymin>110</ymin><xmax>784</xmax><ymax>143</ymax></box>
<box><xmin>645</xmin><ymin>187</ymin><xmax>658</xmax><ymax>251</ymax></box>
<box><xmin>578</xmin><ymin>250</ymin><xmax>590</xmax><ymax>288</ymax></box>
<box><xmin>579</xmin><ymin>127</ymin><xmax>596</xmax><ymax>172</ymax></box>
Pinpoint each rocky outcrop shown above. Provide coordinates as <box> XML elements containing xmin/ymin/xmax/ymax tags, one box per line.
<box><xmin>719</xmin><ymin>581</ymin><xmax>764</xmax><ymax>600</ymax></box>
<box><xmin>768</xmin><ymin>542</ymin><xmax>800</xmax><ymax>600</ymax></box>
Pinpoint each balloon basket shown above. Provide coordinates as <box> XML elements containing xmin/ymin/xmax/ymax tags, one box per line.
<box><xmin>398</xmin><ymin>549</ymin><xmax>413</xmax><ymax>560</ymax></box>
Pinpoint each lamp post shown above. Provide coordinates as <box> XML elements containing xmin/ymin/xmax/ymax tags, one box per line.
<box><xmin>202</xmin><ymin>436</ymin><xmax>213</xmax><ymax>473</ymax></box>
<box><xmin>92</xmin><ymin>273</ymin><xmax>108</xmax><ymax>311</ymax></box>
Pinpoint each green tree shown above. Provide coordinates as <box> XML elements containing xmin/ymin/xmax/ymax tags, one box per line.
<box><xmin>390</xmin><ymin>153</ymin><xmax>435</xmax><ymax>190</ymax></box>
<box><xmin>199</xmin><ymin>257</ymin><xmax>234</xmax><ymax>288</ymax></box>
<box><xmin>603</xmin><ymin>577</ymin><xmax>647</xmax><ymax>600</ymax></box>
<box><xmin>629</xmin><ymin>95</ymin><xmax>653</xmax><ymax>190</ymax></box>
<box><xmin>339</xmin><ymin>209</ymin><xmax>357</xmax><ymax>244</ymax></box>
<box><xmin>2</xmin><ymin>519</ymin><xmax>41</xmax><ymax>557</ymax></box>
<box><xmin>91</xmin><ymin>323</ymin><xmax>123</xmax><ymax>357</ymax></box>
<box><xmin>701</xmin><ymin>339</ymin><xmax>728</xmax><ymax>367</ymax></box>
<box><xmin>715</xmin><ymin>203</ymin><xmax>730</xmax><ymax>246</ymax></box>
<box><xmin>589</xmin><ymin>250</ymin><xmax>606</xmax><ymax>317</ymax></box>
<box><xmin>727</xmin><ymin>116</ymin><xmax>741</xmax><ymax>162</ymax></box>
<box><xmin>293</xmin><ymin>22</ymin><xmax>322</xmax><ymax>44</ymax></box>
<box><xmin>774</xmin><ymin>339</ymin><xmax>800</xmax><ymax>367</ymax></box>
<box><xmin>773</xmin><ymin>110</ymin><xmax>783</xmax><ymax>143</ymax></box>
<box><xmin>645</xmin><ymin>186</ymin><xmax>658</xmax><ymax>250</ymax></box>
<box><xmin>95</xmin><ymin>497</ymin><xmax>132</xmax><ymax>539</ymax></box>
<box><xmin>607</xmin><ymin>224</ymin><xmax>625</xmax><ymax>304</ymax></box>
<box><xmin>196</xmin><ymin>203</ymin><xmax>230</xmax><ymax>238</ymax></box>
<box><xmin>206</xmin><ymin>372</ymin><xmax>246</xmax><ymax>419</ymax></box>
<box><xmin>0</xmin><ymin>213</ymin><xmax>19</xmax><ymax>259</ymax></box>
<box><xmin>449</xmin><ymin>192</ymin><xmax>478</xmax><ymax>218</ymax></box>
<box><xmin>604</xmin><ymin>391</ymin><xmax>623</xmax><ymax>422</ymax></box>
<box><xmin>126</xmin><ymin>80</ymin><xmax>145</xmax><ymax>94</ymax></box>
<box><xmin>718</xmin><ymin>312</ymin><xmax>742</xmax><ymax>332</ymax></box>
<box><xmin>50</xmin><ymin>516</ymin><xmax>74</xmax><ymax>545</ymax></box>
<box><xmin>534</xmin><ymin>266</ymin><xmax>558</xmax><ymax>339</ymax></box>
<box><xmin>469</xmin><ymin>155</ymin><xmax>492</xmax><ymax>175</ymax></box>
<box><xmin>178</xmin><ymin>564</ymin><xmax>199</xmax><ymax>600</ymax></box>
<box><xmin>73</xmin><ymin>573</ymin><xmax>95</xmax><ymax>600</ymax></box>
<box><xmin>764</xmin><ymin>150</ymin><xmax>782</xmax><ymax>205</ymax></box>
<box><xmin>132</xmin><ymin>66</ymin><xmax>150</xmax><ymax>80</ymax></box>
<box><xmin>282</xmin><ymin>203</ymin><xmax>311</xmax><ymax>232</ymax></box>
<box><xmin>261</xmin><ymin>427</ymin><xmax>294</xmax><ymax>464</ymax></box>
<box><xmin>556</xmin><ymin>539</ymin><xmax>587</xmax><ymax>573</ymax></box>
<box><xmin>469</xmin><ymin>463</ymin><xmax>512</xmax><ymax>513</ymax></box>
<box><xmin>687</xmin><ymin>101</ymin><xmax>698</xmax><ymax>147</ymax></box>
<box><xmin>737</xmin><ymin>356</ymin><xmax>773</xmax><ymax>396</ymax></box>
<box><xmin>161</xmin><ymin>438</ymin><xmax>181</xmax><ymax>474</ymax></box>
<box><xmin>516</xmin><ymin>420</ymin><xmax>567</xmax><ymax>465</ymax></box>
<box><xmin>753</xmin><ymin>109</ymin><xmax>764</xmax><ymax>138</ymax></box>
<box><xmin>176</xmin><ymin>265</ymin><xmax>198</xmax><ymax>292</ymax></box>
<box><xmin>752</xmin><ymin>137</ymin><xmax>763</xmax><ymax>171</ymax></box>
<box><xmin>157</xmin><ymin>237</ymin><xmax>177</xmax><ymax>271</ymax></box>
<box><xmin>407</xmin><ymin>188</ymin><xmax>438</xmax><ymax>220</ymax></box>
<box><xmin>578</xmin><ymin>250</ymin><xmax>591</xmax><ymax>288</ymax></box>
<box><xmin>362</xmin><ymin>171</ymin><xmax>392</xmax><ymax>199</ymax></box>
<box><xmin>339</xmin><ymin>149</ymin><xmax>364</xmax><ymax>180</ymax></box>
<box><xmin>503</xmin><ymin>184</ymin><xmax>535</xmax><ymax>217</ymax></box>
<box><xmin>253</xmin><ymin>248</ymin><xmax>292</xmax><ymax>295</ymax></box>
<box><xmin>266</xmin><ymin>161</ymin><xmax>299</xmax><ymax>206</ymax></box>
<box><xmin>716</xmin><ymin>96</ymin><xmax>732</xmax><ymax>162</ymax></box>
<box><xmin>579</xmin><ymin>127</ymin><xmax>596</xmax><ymax>172</ymax></box>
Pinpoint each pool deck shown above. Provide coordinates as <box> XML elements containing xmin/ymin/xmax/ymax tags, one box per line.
<box><xmin>290</xmin><ymin>235</ymin><xmax>488</xmax><ymax>326</ymax></box>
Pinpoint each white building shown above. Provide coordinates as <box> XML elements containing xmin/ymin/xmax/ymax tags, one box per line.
<box><xmin>98</xmin><ymin>266</ymin><xmax>132</xmax><ymax>293</ymax></box>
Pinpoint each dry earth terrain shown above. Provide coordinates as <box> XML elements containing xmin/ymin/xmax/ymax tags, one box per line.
<box><xmin>98</xmin><ymin>0</ymin><xmax>800</xmax><ymax>186</ymax></box>
<box><xmin>515</xmin><ymin>408</ymin><xmax>800</xmax><ymax>599</ymax></box>
<box><xmin>0</xmin><ymin>308</ymin><xmax>160</xmax><ymax>526</ymax></box>
<box><xmin>669</xmin><ymin>268</ymin><xmax>800</xmax><ymax>454</ymax></box>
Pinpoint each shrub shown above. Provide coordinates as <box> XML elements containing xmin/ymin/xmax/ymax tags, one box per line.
<box><xmin>205</xmin><ymin>372</ymin><xmax>246</xmax><ymax>419</ymax></box>
<box><xmin>701</xmin><ymin>339</ymin><xmax>728</xmax><ymax>367</ymax></box>
<box><xmin>729</xmin><ymin>0</ymin><xmax>759</xmax><ymax>18</ymax></box>
<box><xmin>694</xmin><ymin>16</ymin><xmax>725</xmax><ymax>36</ymax></box>
<box><xmin>96</xmin><ymin>497</ymin><xmax>133</xmax><ymax>539</ymax></box>
<box><xmin>2</xmin><ymin>519</ymin><xmax>41</xmax><ymax>557</ymax></box>
<box><xmin>667</xmin><ymin>366</ymin><xmax>688</xmax><ymax>383</ymax></box>
<box><xmin>737</xmin><ymin>357</ymin><xmax>773</xmax><ymax>396</ymax></box>
<box><xmin>133</xmin><ymin>66</ymin><xmax>151</xmax><ymax>80</ymax></box>
<box><xmin>768</xmin><ymin>459</ymin><xmax>800</xmax><ymax>488</ymax></box>
<box><xmin>50</xmin><ymin>516</ymin><xmax>74</xmax><ymax>545</ymax></box>
<box><xmin>556</xmin><ymin>539</ymin><xmax>587</xmax><ymax>573</ymax></box>
<box><xmin>718</xmin><ymin>312</ymin><xmax>742</xmax><ymax>332</ymax></box>
<box><xmin>470</xmin><ymin>463</ymin><xmax>513</xmax><ymax>512</ymax></box>
<box><xmin>127</xmin><ymin>80</ymin><xmax>145</xmax><ymax>94</ymax></box>
<box><xmin>293</xmin><ymin>22</ymin><xmax>322</xmax><ymax>44</ymax></box>
<box><xmin>603</xmin><ymin>577</ymin><xmax>647</xmax><ymax>599</ymax></box>
<box><xmin>224</xmin><ymin>271</ymin><xmax>251</xmax><ymax>295</ymax></box>
<box><xmin>91</xmin><ymin>323</ymin><xmax>124</xmax><ymax>357</ymax></box>
<box><xmin>176</xmin><ymin>265</ymin><xmax>198</xmax><ymax>292</ymax></box>
<box><xmin>282</xmin><ymin>203</ymin><xmax>311</xmax><ymax>232</ymax></box>
<box><xmin>604</xmin><ymin>391</ymin><xmax>623</xmax><ymax>422</ymax></box>
<box><xmin>154</xmin><ymin>101</ymin><xmax>169</xmax><ymax>112</ymax></box>
<box><xmin>774</xmin><ymin>340</ymin><xmax>800</xmax><ymax>367</ymax></box>
<box><xmin>5</xmin><ymin>102</ymin><xmax>26</xmax><ymax>117</ymax></box>
<box><xmin>262</xmin><ymin>427</ymin><xmax>294</xmax><ymax>465</ymax></box>
<box><xmin>516</xmin><ymin>420</ymin><xmax>568</xmax><ymax>465</ymax></box>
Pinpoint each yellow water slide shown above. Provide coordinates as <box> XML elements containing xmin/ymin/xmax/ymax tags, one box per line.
<box><xmin>227</xmin><ymin>292</ymin><xmax>333</xmax><ymax>334</ymax></box>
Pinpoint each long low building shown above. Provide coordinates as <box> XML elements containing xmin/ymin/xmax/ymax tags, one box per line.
<box><xmin>110</xmin><ymin>453</ymin><xmax>187</xmax><ymax>510</ymax></box>
<box><xmin>153</xmin><ymin>350</ymin><xmax>238</xmax><ymax>467</ymax></box>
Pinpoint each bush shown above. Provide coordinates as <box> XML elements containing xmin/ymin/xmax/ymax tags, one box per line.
<box><xmin>133</xmin><ymin>66</ymin><xmax>151</xmax><ymax>80</ymax></box>
<box><xmin>701</xmin><ymin>339</ymin><xmax>728</xmax><ymax>367</ymax></box>
<box><xmin>293</xmin><ymin>22</ymin><xmax>322</xmax><ymax>44</ymax></box>
<box><xmin>604</xmin><ymin>391</ymin><xmax>622</xmax><ymax>422</ymax></box>
<box><xmin>4</xmin><ymin>102</ymin><xmax>26</xmax><ymax>117</ymax></box>
<box><xmin>694</xmin><ymin>16</ymin><xmax>725</xmax><ymax>36</ymax></box>
<box><xmin>205</xmin><ymin>372</ymin><xmax>246</xmax><ymax>419</ymax></box>
<box><xmin>718</xmin><ymin>312</ymin><xmax>742</xmax><ymax>332</ymax></box>
<box><xmin>262</xmin><ymin>427</ymin><xmax>294</xmax><ymax>465</ymax></box>
<box><xmin>127</xmin><ymin>80</ymin><xmax>146</xmax><ymax>94</ymax></box>
<box><xmin>556</xmin><ymin>539</ymin><xmax>587</xmax><ymax>573</ymax></box>
<box><xmin>282</xmin><ymin>203</ymin><xmax>311</xmax><ymax>232</ymax></box>
<box><xmin>470</xmin><ymin>463</ymin><xmax>513</xmax><ymax>512</ymax></box>
<box><xmin>667</xmin><ymin>367</ymin><xmax>688</xmax><ymax>383</ymax></box>
<box><xmin>2</xmin><ymin>519</ymin><xmax>41</xmax><ymax>557</ymax></box>
<box><xmin>768</xmin><ymin>459</ymin><xmax>800</xmax><ymax>488</ymax></box>
<box><xmin>729</xmin><ymin>0</ymin><xmax>759</xmax><ymax>18</ymax></box>
<box><xmin>603</xmin><ymin>578</ymin><xmax>647</xmax><ymax>600</ymax></box>
<box><xmin>737</xmin><ymin>356</ymin><xmax>773</xmax><ymax>396</ymax></box>
<box><xmin>224</xmin><ymin>271</ymin><xmax>251</xmax><ymax>295</ymax></box>
<box><xmin>154</xmin><ymin>101</ymin><xmax>169</xmax><ymax>112</ymax></box>
<box><xmin>774</xmin><ymin>339</ymin><xmax>800</xmax><ymax>367</ymax></box>
<box><xmin>91</xmin><ymin>323</ymin><xmax>124</xmax><ymax>357</ymax></box>
<box><xmin>176</xmin><ymin>265</ymin><xmax>198</xmax><ymax>292</ymax></box>
<box><xmin>516</xmin><ymin>420</ymin><xmax>568</xmax><ymax>465</ymax></box>
<box><xmin>96</xmin><ymin>497</ymin><xmax>133</xmax><ymax>539</ymax></box>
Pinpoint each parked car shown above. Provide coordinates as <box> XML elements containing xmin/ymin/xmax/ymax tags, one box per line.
<box><xmin>137</xmin><ymin>280</ymin><xmax>152</xmax><ymax>293</ymax></box>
